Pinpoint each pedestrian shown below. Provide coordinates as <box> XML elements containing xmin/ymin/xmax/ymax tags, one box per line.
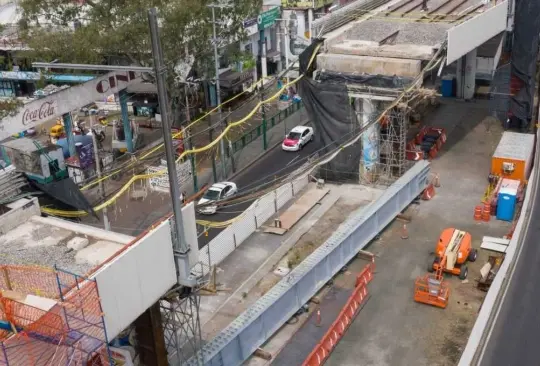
<box><xmin>182</xmin><ymin>191</ymin><xmax>187</xmax><ymax>204</ymax></box>
<box><xmin>179</xmin><ymin>191</ymin><xmax>185</xmax><ymax>204</ymax></box>
<box><xmin>421</xmin><ymin>0</ymin><xmax>428</xmax><ymax>11</ymax></box>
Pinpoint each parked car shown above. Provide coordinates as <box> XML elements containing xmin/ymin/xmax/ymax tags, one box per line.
<box><xmin>281</xmin><ymin>125</ymin><xmax>314</xmax><ymax>152</ymax></box>
<box><xmin>197</xmin><ymin>182</ymin><xmax>238</xmax><ymax>215</ymax></box>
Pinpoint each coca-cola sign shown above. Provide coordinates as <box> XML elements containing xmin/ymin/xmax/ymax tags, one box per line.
<box><xmin>21</xmin><ymin>100</ymin><xmax>58</xmax><ymax>126</ymax></box>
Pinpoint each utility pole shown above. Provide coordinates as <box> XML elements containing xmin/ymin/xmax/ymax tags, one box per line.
<box><xmin>209</xmin><ymin>3</ymin><xmax>229</xmax><ymax>180</ymax></box>
<box><xmin>89</xmin><ymin>112</ymin><xmax>110</xmax><ymax>231</ymax></box>
<box><xmin>148</xmin><ymin>8</ymin><xmax>193</xmax><ymax>286</ymax></box>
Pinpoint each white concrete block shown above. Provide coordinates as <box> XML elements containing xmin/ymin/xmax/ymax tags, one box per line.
<box><xmin>67</xmin><ymin>236</ymin><xmax>90</xmax><ymax>251</ymax></box>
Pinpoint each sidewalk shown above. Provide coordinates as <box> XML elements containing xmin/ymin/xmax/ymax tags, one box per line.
<box><xmin>81</xmin><ymin>103</ymin><xmax>309</xmax><ymax>236</ymax></box>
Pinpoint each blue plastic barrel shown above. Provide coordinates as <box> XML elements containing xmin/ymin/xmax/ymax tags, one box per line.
<box><xmin>496</xmin><ymin>192</ymin><xmax>517</xmax><ymax>221</ymax></box>
<box><xmin>441</xmin><ymin>77</ymin><xmax>454</xmax><ymax>97</ymax></box>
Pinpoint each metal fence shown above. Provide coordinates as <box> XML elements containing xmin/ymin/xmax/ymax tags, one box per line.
<box><xmin>489</xmin><ymin>63</ymin><xmax>512</xmax><ymax>123</ymax></box>
<box><xmin>191</xmin><ymin>172</ymin><xmax>311</xmax><ymax>277</ymax></box>
<box><xmin>228</xmin><ymin>101</ymin><xmax>304</xmax><ymax>155</ymax></box>
<box><xmin>186</xmin><ymin>160</ymin><xmax>431</xmax><ymax>365</ymax></box>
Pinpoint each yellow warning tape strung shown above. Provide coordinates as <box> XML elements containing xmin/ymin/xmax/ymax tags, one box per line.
<box><xmin>41</xmin><ymin>43</ymin><xmax>322</xmax><ymax>218</ymax></box>
<box><xmin>80</xmin><ymin>76</ymin><xmax>274</xmax><ymax>192</ymax></box>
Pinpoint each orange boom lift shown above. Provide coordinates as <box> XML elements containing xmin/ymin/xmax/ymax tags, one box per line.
<box><xmin>414</xmin><ymin>228</ymin><xmax>477</xmax><ymax>308</ymax></box>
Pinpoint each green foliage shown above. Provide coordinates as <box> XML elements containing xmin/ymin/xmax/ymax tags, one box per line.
<box><xmin>0</xmin><ymin>99</ymin><xmax>23</xmax><ymax>120</ymax></box>
<box><xmin>18</xmin><ymin>0</ymin><xmax>262</xmax><ymax>81</ymax></box>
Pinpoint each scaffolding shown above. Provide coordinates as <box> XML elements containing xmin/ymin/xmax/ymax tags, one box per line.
<box><xmin>0</xmin><ymin>265</ymin><xmax>113</xmax><ymax>366</ymax></box>
<box><xmin>355</xmin><ymin>100</ymin><xmax>409</xmax><ymax>186</ymax></box>
<box><xmin>161</xmin><ymin>287</ymin><xmax>203</xmax><ymax>365</ymax></box>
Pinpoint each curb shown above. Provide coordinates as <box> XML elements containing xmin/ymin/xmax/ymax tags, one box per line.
<box><xmin>228</xmin><ymin>118</ymin><xmax>310</xmax><ymax>181</ymax></box>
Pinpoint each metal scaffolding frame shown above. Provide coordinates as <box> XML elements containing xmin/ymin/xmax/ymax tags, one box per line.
<box><xmin>355</xmin><ymin>99</ymin><xmax>409</xmax><ymax>186</ymax></box>
<box><xmin>160</xmin><ymin>287</ymin><xmax>203</xmax><ymax>365</ymax></box>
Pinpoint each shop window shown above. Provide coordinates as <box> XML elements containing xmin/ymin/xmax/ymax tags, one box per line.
<box><xmin>0</xmin><ymin>81</ymin><xmax>14</xmax><ymax>97</ymax></box>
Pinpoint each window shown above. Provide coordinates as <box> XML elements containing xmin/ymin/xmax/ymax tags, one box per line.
<box><xmin>244</xmin><ymin>43</ymin><xmax>253</xmax><ymax>55</ymax></box>
<box><xmin>221</xmin><ymin>186</ymin><xmax>230</xmax><ymax>197</ymax></box>
<box><xmin>203</xmin><ymin>189</ymin><xmax>221</xmax><ymax>200</ymax></box>
<box><xmin>0</xmin><ymin>81</ymin><xmax>14</xmax><ymax>97</ymax></box>
<box><xmin>287</xmin><ymin>131</ymin><xmax>302</xmax><ymax>140</ymax></box>
<box><xmin>302</xmin><ymin>130</ymin><xmax>309</xmax><ymax>137</ymax></box>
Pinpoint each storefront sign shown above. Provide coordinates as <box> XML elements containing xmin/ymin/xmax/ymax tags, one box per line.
<box><xmin>147</xmin><ymin>160</ymin><xmax>192</xmax><ymax>193</ymax></box>
<box><xmin>243</xmin><ymin>18</ymin><xmax>259</xmax><ymax>36</ymax></box>
<box><xmin>0</xmin><ymin>71</ymin><xmax>140</xmax><ymax>140</ymax></box>
<box><xmin>0</xmin><ymin>71</ymin><xmax>40</xmax><ymax>80</ymax></box>
<box><xmin>21</xmin><ymin>100</ymin><xmax>58</xmax><ymax>126</ymax></box>
<box><xmin>281</xmin><ymin>0</ymin><xmax>333</xmax><ymax>9</ymax></box>
<box><xmin>258</xmin><ymin>7</ymin><xmax>280</xmax><ymax>30</ymax></box>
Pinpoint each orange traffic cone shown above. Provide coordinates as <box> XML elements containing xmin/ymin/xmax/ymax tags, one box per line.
<box><xmin>482</xmin><ymin>202</ymin><xmax>491</xmax><ymax>222</ymax></box>
<box><xmin>401</xmin><ymin>224</ymin><xmax>409</xmax><ymax>239</ymax></box>
<box><xmin>474</xmin><ymin>206</ymin><xmax>483</xmax><ymax>221</ymax></box>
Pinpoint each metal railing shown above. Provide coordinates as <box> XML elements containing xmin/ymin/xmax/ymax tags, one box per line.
<box><xmin>228</xmin><ymin>101</ymin><xmax>304</xmax><ymax>155</ymax></box>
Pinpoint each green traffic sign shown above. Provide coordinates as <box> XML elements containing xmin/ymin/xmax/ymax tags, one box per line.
<box><xmin>257</xmin><ymin>7</ymin><xmax>280</xmax><ymax>30</ymax></box>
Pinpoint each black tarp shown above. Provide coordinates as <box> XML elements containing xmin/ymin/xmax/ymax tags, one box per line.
<box><xmin>318</xmin><ymin>71</ymin><xmax>413</xmax><ymax>89</ymax></box>
<box><xmin>297</xmin><ymin>39</ymin><xmax>361</xmax><ymax>182</ymax></box>
<box><xmin>32</xmin><ymin>178</ymin><xmax>97</xmax><ymax>218</ymax></box>
<box><xmin>509</xmin><ymin>0</ymin><xmax>540</xmax><ymax>129</ymax></box>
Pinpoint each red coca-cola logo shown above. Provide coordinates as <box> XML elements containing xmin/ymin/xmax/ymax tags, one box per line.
<box><xmin>22</xmin><ymin>101</ymin><xmax>57</xmax><ymax>126</ymax></box>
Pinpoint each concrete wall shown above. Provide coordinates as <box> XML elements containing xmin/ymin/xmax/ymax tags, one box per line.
<box><xmin>328</xmin><ymin>40</ymin><xmax>436</xmax><ymax>60</ymax></box>
<box><xmin>317</xmin><ymin>53</ymin><xmax>422</xmax><ymax>78</ymax></box>
<box><xmin>0</xmin><ymin>197</ymin><xmax>41</xmax><ymax>236</ymax></box>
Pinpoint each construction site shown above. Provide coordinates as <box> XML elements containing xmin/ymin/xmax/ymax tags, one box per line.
<box><xmin>0</xmin><ymin>0</ymin><xmax>537</xmax><ymax>364</ymax></box>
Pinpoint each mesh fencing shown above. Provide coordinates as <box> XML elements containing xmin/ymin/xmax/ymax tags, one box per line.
<box><xmin>489</xmin><ymin>63</ymin><xmax>512</xmax><ymax>123</ymax></box>
<box><xmin>192</xmin><ymin>173</ymin><xmax>311</xmax><ymax>277</ymax></box>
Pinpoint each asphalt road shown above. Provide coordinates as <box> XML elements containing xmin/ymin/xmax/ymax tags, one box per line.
<box><xmin>478</xmin><ymin>187</ymin><xmax>540</xmax><ymax>365</ymax></box>
<box><xmin>196</xmin><ymin>137</ymin><xmax>321</xmax><ymax>247</ymax></box>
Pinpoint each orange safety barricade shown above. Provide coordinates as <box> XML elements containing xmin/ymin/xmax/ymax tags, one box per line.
<box><xmin>303</xmin><ymin>263</ymin><xmax>374</xmax><ymax>366</ymax></box>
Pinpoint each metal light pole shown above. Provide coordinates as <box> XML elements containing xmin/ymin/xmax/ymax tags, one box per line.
<box><xmin>210</xmin><ymin>4</ymin><xmax>228</xmax><ymax>180</ymax></box>
<box><xmin>148</xmin><ymin>8</ymin><xmax>192</xmax><ymax>286</ymax></box>
<box><xmin>89</xmin><ymin>113</ymin><xmax>111</xmax><ymax>231</ymax></box>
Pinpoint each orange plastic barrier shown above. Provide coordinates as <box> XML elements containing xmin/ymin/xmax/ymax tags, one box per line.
<box><xmin>303</xmin><ymin>262</ymin><xmax>374</xmax><ymax>366</ymax></box>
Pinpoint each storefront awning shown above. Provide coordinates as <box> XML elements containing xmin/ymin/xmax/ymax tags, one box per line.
<box><xmin>220</xmin><ymin>69</ymin><xmax>254</xmax><ymax>89</ymax></box>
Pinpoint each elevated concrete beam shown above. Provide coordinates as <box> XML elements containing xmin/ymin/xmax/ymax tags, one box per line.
<box><xmin>328</xmin><ymin>40</ymin><xmax>436</xmax><ymax>61</ymax></box>
<box><xmin>318</xmin><ymin>53</ymin><xmax>422</xmax><ymax>78</ymax></box>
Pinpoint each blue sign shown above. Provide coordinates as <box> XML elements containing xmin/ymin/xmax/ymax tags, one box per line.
<box><xmin>78</xmin><ymin>143</ymin><xmax>94</xmax><ymax>169</ymax></box>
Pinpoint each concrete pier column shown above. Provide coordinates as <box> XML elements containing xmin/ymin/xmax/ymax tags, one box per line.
<box><xmin>62</xmin><ymin>112</ymin><xmax>76</xmax><ymax>157</ymax></box>
<box><xmin>119</xmin><ymin>89</ymin><xmax>134</xmax><ymax>152</ymax></box>
<box><xmin>356</xmin><ymin>98</ymin><xmax>380</xmax><ymax>182</ymax></box>
<box><xmin>456</xmin><ymin>49</ymin><xmax>477</xmax><ymax>100</ymax></box>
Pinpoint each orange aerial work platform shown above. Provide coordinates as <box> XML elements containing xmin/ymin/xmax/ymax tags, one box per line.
<box><xmin>414</xmin><ymin>228</ymin><xmax>477</xmax><ymax>309</ymax></box>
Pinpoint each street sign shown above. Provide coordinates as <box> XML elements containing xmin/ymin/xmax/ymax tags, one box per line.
<box><xmin>257</xmin><ymin>7</ymin><xmax>280</xmax><ymax>30</ymax></box>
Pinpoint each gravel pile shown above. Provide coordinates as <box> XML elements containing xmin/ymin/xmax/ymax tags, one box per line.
<box><xmin>346</xmin><ymin>19</ymin><xmax>452</xmax><ymax>46</ymax></box>
<box><xmin>0</xmin><ymin>222</ymin><xmax>94</xmax><ymax>275</ymax></box>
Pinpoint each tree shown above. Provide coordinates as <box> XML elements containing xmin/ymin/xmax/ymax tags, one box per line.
<box><xmin>18</xmin><ymin>0</ymin><xmax>262</xmax><ymax>123</ymax></box>
<box><xmin>0</xmin><ymin>99</ymin><xmax>23</xmax><ymax>120</ymax></box>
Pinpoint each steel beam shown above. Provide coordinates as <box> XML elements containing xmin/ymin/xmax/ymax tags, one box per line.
<box><xmin>185</xmin><ymin>160</ymin><xmax>431</xmax><ymax>365</ymax></box>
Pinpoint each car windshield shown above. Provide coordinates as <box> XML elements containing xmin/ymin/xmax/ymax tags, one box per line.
<box><xmin>287</xmin><ymin>132</ymin><xmax>302</xmax><ymax>140</ymax></box>
<box><xmin>203</xmin><ymin>189</ymin><xmax>221</xmax><ymax>200</ymax></box>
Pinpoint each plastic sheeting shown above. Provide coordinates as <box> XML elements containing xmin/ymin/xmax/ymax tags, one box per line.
<box><xmin>298</xmin><ymin>39</ymin><xmax>361</xmax><ymax>182</ymax></box>
<box><xmin>318</xmin><ymin>71</ymin><xmax>413</xmax><ymax>89</ymax></box>
<box><xmin>509</xmin><ymin>0</ymin><xmax>540</xmax><ymax>129</ymax></box>
<box><xmin>32</xmin><ymin>178</ymin><xmax>97</xmax><ymax>218</ymax></box>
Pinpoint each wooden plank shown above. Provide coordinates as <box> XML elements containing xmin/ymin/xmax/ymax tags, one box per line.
<box><xmin>264</xmin><ymin>188</ymin><xmax>330</xmax><ymax>235</ymax></box>
<box><xmin>481</xmin><ymin>241</ymin><xmax>508</xmax><ymax>253</ymax></box>
<box><xmin>482</xmin><ymin>236</ymin><xmax>510</xmax><ymax>246</ymax></box>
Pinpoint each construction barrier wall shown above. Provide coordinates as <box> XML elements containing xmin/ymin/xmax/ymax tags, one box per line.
<box><xmin>302</xmin><ymin>260</ymin><xmax>374</xmax><ymax>366</ymax></box>
<box><xmin>185</xmin><ymin>161</ymin><xmax>430</xmax><ymax>365</ymax></box>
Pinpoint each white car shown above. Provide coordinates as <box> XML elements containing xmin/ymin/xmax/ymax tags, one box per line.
<box><xmin>282</xmin><ymin>126</ymin><xmax>314</xmax><ymax>152</ymax></box>
<box><xmin>197</xmin><ymin>182</ymin><xmax>238</xmax><ymax>215</ymax></box>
